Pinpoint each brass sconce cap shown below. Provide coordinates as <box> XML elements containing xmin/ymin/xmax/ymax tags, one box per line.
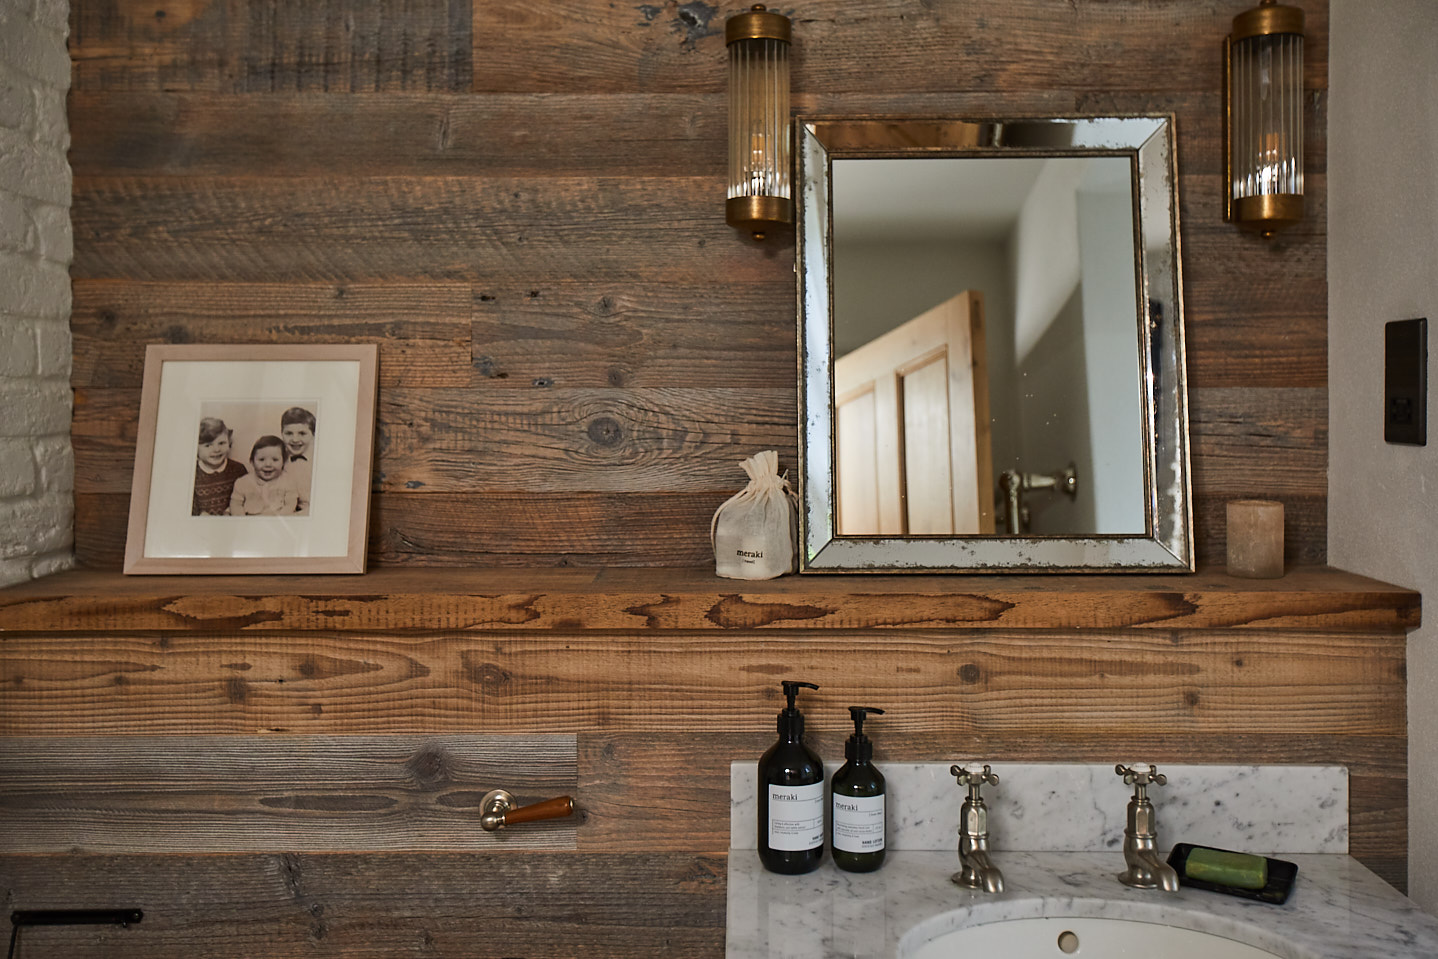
<box><xmin>1232</xmin><ymin>194</ymin><xmax>1305</xmax><ymax>236</ymax></box>
<box><xmin>1232</xmin><ymin>0</ymin><xmax>1304</xmax><ymax>40</ymax></box>
<box><xmin>726</xmin><ymin>4</ymin><xmax>791</xmax><ymax>45</ymax></box>
<box><xmin>726</xmin><ymin>195</ymin><xmax>792</xmax><ymax>240</ymax></box>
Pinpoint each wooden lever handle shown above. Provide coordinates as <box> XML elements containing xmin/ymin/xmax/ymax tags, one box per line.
<box><xmin>480</xmin><ymin>789</ymin><xmax>577</xmax><ymax>831</ymax></box>
<box><xmin>503</xmin><ymin>795</ymin><xmax>575</xmax><ymax>826</ymax></box>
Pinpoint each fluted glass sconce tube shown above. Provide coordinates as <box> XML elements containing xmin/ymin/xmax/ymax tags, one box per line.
<box><xmin>1226</xmin><ymin>0</ymin><xmax>1305</xmax><ymax>236</ymax></box>
<box><xmin>726</xmin><ymin>4</ymin><xmax>791</xmax><ymax>240</ymax></box>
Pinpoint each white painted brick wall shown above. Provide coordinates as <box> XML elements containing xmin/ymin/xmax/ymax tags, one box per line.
<box><xmin>0</xmin><ymin>0</ymin><xmax>73</xmax><ymax>588</ymax></box>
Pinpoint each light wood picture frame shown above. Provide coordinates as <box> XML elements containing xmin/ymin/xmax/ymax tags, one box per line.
<box><xmin>123</xmin><ymin>344</ymin><xmax>379</xmax><ymax>574</ymax></box>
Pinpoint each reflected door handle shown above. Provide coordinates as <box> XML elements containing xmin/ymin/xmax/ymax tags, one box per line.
<box><xmin>480</xmin><ymin>789</ymin><xmax>575</xmax><ymax>831</ymax></box>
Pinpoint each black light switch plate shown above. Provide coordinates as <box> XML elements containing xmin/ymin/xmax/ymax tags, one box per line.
<box><xmin>1385</xmin><ymin>318</ymin><xmax>1427</xmax><ymax>446</ymax></box>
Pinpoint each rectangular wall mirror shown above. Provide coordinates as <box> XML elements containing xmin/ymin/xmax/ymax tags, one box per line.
<box><xmin>797</xmin><ymin>116</ymin><xmax>1194</xmax><ymax>573</ymax></box>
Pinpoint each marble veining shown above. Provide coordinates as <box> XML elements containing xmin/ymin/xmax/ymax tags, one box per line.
<box><xmin>726</xmin><ymin>851</ymin><xmax>1438</xmax><ymax>959</ymax></box>
<box><xmin>731</xmin><ymin>762</ymin><xmax>1347</xmax><ymax>853</ymax></box>
<box><xmin>727</xmin><ymin>762</ymin><xmax>1438</xmax><ymax>957</ymax></box>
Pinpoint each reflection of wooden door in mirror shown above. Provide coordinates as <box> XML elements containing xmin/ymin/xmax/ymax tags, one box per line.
<box><xmin>834</xmin><ymin>290</ymin><xmax>994</xmax><ymax>536</ymax></box>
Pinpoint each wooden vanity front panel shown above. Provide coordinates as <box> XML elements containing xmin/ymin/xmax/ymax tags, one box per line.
<box><xmin>2</xmin><ymin>618</ymin><xmax>1407</xmax><ymax>937</ymax></box>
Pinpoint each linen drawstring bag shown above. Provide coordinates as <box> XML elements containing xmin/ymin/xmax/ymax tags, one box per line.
<box><xmin>711</xmin><ymin>450</ymin><xmax>798</xmax><ymax>580</ymax></box>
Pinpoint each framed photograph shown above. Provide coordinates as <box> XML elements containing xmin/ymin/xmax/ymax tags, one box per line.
<box><xmin>123</xmin><ymin>344</ymin><xmax>379</xmax><ymax>574</ymax></box>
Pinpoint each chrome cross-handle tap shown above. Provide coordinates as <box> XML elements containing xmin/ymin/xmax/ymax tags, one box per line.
<box><xmin>1114</xmin><ymin>763</ymin><xmax>1179</xmax><ymax>892</ymax></box>
<box><xmin>950</xmin><ymin>763</ymin><xmax>1004</xmax><ymax>893</ymax></box>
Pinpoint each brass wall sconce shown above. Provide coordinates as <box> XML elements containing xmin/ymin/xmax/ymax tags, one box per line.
<box><xmin>726</xmin><ymin>4</ymin><xmax>792</xmax><ymax>240</ymax></box>
<box><xmin>1225</xmin><ymin>0</ymin><xmax>1305</xmax><ymax>236</ymax></box>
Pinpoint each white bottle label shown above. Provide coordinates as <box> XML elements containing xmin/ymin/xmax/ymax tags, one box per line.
<box><xmin>832</xmin><ymin>793</ymin><xmax>885</xmax><ymax>853</ymax></box>
<box><xmin>767</xmin><ymin>782</ymin><xmax>825</xmax><ymax>851</ymax></box>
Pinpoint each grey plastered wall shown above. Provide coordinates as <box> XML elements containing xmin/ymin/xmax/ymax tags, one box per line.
<box><xmin>1328</xmin><ymin>0</ymin><xmax>1438</xmax><ymax>915</ymax></box>
<box><xmin>0</xmin><ymin>0</ymin><xmax>74</xmax><ymax>587</ymax></box>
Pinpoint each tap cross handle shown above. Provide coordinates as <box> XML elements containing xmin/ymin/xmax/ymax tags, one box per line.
<box><xmin>1115</xmin><ymin>763</ymin><xmax>1167</xmax><ymax>788</ymax></box>
<box><xmin>951</xmin><ymin>763</ymin><xmax>1000</xmax><ymax>789</ymax></box>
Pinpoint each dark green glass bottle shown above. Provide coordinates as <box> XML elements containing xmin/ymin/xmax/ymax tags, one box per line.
<box><xmin>831</xmin><ymin>705</ymin><xmax>886</xmax><ymax>872</ymax></box>
<box><xmin>757</xmin><ymin>680</ymin><xmax>825</xmax><ymax>874</ymax></box>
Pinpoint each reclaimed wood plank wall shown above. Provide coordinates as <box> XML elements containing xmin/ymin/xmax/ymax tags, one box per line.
<box><xmin>65</xmin><ymin>0</ymin><xmax>1329</xmax><ymax>570</ymax></box>
<box><xmin>0</xmin><ymin>2</ymin><xmax>1368</xmax><ymax>957</ymax></box>
<box><xmin>0</xmin><ymin>622</ymin><xmax>1407</xmax><ymax>955</ymax></box>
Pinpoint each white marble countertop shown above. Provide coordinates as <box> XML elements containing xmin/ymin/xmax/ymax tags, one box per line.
<box><xmin>726</xmin><ymin>850</ymin><xmax>1438</xmax><ymax>958</ymax></box>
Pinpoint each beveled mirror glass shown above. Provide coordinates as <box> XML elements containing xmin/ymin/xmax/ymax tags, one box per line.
<box><xmin>797</xmin><ymin>116</ymin><xmax>1193</xmax><ymax>572</ymax></box>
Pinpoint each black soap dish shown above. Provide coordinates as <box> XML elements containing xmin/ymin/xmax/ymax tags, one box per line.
<box><xmin>1167</xmin><ymin>842</ymin><xmax>1298</xmax><ymax>905</ymax></box>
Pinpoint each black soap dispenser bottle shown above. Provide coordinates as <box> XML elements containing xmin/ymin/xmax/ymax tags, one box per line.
<box><xmin>831</xmin><ymin>705</ymin><xmax>886</xmax><ymax>872</ymax></box>
<box><xmin>757</xmin><ymin>680</ymin><xmax>825</xmax><ymax>874</ymax></box>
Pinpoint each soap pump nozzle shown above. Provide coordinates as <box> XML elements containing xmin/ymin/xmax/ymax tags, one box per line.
<box><xmin>777</xmin><ymin>680</ymin><xmax>819</xmax><ymax>738</ymax></box>
<box><xmin>844</xmin><ymin>706</ymin><xmax>884</xmax><ymax>761</ymax></box>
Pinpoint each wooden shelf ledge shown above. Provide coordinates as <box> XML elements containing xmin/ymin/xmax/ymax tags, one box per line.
<box><xmin>0</xmin><ymin>566</ymin><xmax>1419</xmax><ymax>633</ymax></box>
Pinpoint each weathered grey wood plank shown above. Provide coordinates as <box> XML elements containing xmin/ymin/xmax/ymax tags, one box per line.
<box><xmin>472</xmin><ymin>0</ymin><xmax>1328</xmax><ymax>96</ymax></box>
<box><xmin>70</xmin><ymin>280</ymin><xmax>474</xmax><ymax>389</ymax></box>
<box><xmin>0</xmin><ymin>851</ymin><xmax>726</xmax><ymax>957</ymax></box>
<box><xmin>72</xmin><ymin>490</ymin><xmax>727</xmax><ymax>570</ymax></box>
<box><xmin>69</xmin><ymin>175</ymin><xmax>791</xmax><ymax>283</ymax></box>
<box><xmin>0</xmin><ymin>735</ymin><xmax>577</xmax><ymax>853</ymax></box>
<box><xmin>70</xmin><ymin>0</ymin><xmax>473</xmax><ymax>93</ymax></box>
<box><xmin>71</xmin><ymin>386</ymin><xmax>796</xmax><ymax>494</ymax></box>
<box><xmin>1188</xmin><ymin>387</ymin><xmax>1327</xmax><ymax>498</ymax></box>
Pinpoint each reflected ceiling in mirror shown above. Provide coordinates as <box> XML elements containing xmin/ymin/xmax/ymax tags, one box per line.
<box><xmin>797</xmin><ymin>117</ymin><xmax>1194</xmax><ymax>573</ymax></box>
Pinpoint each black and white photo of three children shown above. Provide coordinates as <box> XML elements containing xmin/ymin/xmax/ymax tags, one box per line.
<box><xmin>192</xmin><ymin>401</ymin><xmax>317</xmax><ymax>517</ymax></box>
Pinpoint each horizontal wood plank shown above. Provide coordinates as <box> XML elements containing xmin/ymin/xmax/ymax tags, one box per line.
<box><xmin>469</xmin><ymin>278</ymin><xmax>796</xmax><ymax>389</ymax></box>
<box><xmin>0</xmin><ymin>730</ymin><xmax>1406</xmax><ymax>869</ymax></box>
<box><xmin>71</xmin><ymin>490</ymin><xmax>728</xmax><ymax>570</ymax></box>
<box><xmin>0</xmin><ymin>851</ymin><xmax>725</xmax><ymax>958</ymax></box>
<box><xmin>0</xmin><ymin>624</ymin><xmax>1407</xmax><ymax>737</ymax></box>
<box><xmin>69</xmin><ymin>175</ymin><xmax>792</xmax><ymax>284</ymax></box>
<box><xmin>70</xmin><ymin>90</ymin><xmax>1329</xmax><ymax>181</ymax></box>
<box><xmin>70</xmin><ymin>0</ymin><xmax>472</xmax><ymax>93</ymax></box>
<box><xmin>69</xmin><ymin>281</ymin><xmax>474</xmax><ymax>389</ymax></box>
<box><xmin>0</xmin><ymin>735</ymin><xmax>577</xmax><ymax>853</ymax></box>
<box><xmin>1188</xmin><ymin>387</ymin><xmax>1327</xmax><ymax>498</ymax></box>
<box><xmin>67</xmin><ymin>92</ymin><xmax>730</xmax><ymax>178</ymax></box>
<box><xmin>73</xmin><ymin>386</ymin><xmax>796</xmax><ymax>495</ymax></box>
<box><xmin>0</xmin><ymin>567</ymin><xmax>1417</xmax><ymax>634</ymax></box>
<box><xmin>473</xmin><ymin>0</ymin><xmax>1328</xmax><ymax>96</ymax></box>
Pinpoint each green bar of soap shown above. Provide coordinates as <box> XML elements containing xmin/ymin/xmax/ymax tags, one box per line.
<box><xmin>1185</xmin><ymin>847</ymin><xmax>1269</xmax><ymax>890</ymax></box>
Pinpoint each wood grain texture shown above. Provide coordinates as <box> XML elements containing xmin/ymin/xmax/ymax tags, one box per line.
<box><xmin>70</xmin><ymin>280</ymin><xmax>474</xmax><ymax>389</ymax></box>
<box><xmin>66</xmin><ymin>0</ymin><xmax>1335</xmax><ymax>567</ymax></box>
<box><xmin>72</xmin><ymin>387</ymin><xmax>796</xmax><ymax>495</ymax></box>
<box><xmin>472</xmin><ymin>0</ymin><xmax>1328</xmax><ymax>96</ymax></box>
<box><xmin>71</xmin><ymin>490</ymin><xmax>729</xmax><ymax>569</ymax></box>
<box><xmin>64</xmin><ymin>89</ymin><xmax>1329</xmax><ymax>181</ymax></box>
<box><xmin>36</xmin><ymin>1</ymin><xmax>1390</xmax><ymax>951</ymax></box>
<box><xmin>0</xmin><ymin>852</ymin><xmax>726</xmax><ymax>958</ymax></box>
<box><xmin>0</xmin><ymin>567</ymin><xmax>1417</xmax><ymax>634</ymax></box>
<box><xmin>69</xmin><ymin>174</ymin><xmax>786</xmax><ymax>284</ymax></box>
<box><xmin>70</xmin><ymin>0</ymin><xmax>473</xmax><ymax>93</ymax></box>
<box><xmin>0</xmin><ymin>735</ymin><xmax>578</xmax><ymax>853</ymax></box>
<box><xmin>0</xmin><ymin>622</ymin><xmax>1406</xmax><ymax>737</ymax></box>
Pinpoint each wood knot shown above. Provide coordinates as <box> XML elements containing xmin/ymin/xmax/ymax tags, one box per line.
<box><xmin>586</xmin><ymin>416</ymin><xmax>624</xmax><ymax>447</ymax></box>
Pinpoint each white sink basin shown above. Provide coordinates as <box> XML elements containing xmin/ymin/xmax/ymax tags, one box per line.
<box><xmin>903</xmin><ymin>915</ymin><xmax>1299</xmax><ymax>959</ymax></box>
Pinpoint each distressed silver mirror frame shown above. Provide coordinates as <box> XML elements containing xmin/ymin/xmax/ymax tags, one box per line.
<box><xmin>797</xmin><ymin>116</ymin><xmax>1194</xmax><ymax>573</ymax></box>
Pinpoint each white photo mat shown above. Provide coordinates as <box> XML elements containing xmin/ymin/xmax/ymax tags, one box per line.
<box><xmin>123</xmin><ymin>344</ymin><xmax>378</xmax><ymax>574</ymax></box>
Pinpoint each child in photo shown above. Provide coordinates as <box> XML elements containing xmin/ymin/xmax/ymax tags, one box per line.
<box><xmin>279</xmin><ymin>406</ymin><xmax>315</xmax><ymax>515</ymax></box>
<box><xmin>230</xmin><ymin>435</ymin><xmax>301</xmax><ymax>516</ymax></box>
<box><xmin>192</xmin><ymin>417</ymin><xmax>249</xmax><ymax>516</ymax></box>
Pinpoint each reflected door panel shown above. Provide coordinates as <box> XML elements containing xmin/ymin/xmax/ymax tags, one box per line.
<box><xmin>834</xmin><ymin>290</ymin><xmax>993</xmax><ymax>536</ymax></box>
